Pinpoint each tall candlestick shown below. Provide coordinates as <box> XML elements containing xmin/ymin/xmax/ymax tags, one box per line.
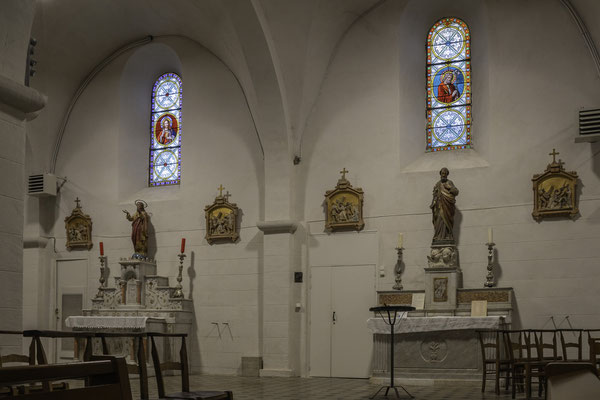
<box><xmin>181</xmin><ymin>238</ymin><xmax>186</xmax><ymax>254</ymax></box>
<box><xmin>173</xmin><ymin>252</ymin><xmax>186</xmax><ymax>299</ymax></box>
<box><xmin>397</xmin><ymin>233</ymin><xmax>404</xmax><ymax>249</ymax></box>
<box><xmin>487</xmin><ymin>227</ymin><xmax>493</xmax><ymax>244</ymax></box>
<box><xmin>99</xmin><ymin>241</ymin><xmax>104</xmax><ymax>256</ymax></box>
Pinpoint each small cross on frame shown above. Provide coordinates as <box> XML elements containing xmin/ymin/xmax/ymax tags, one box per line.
<box><xmin>218</xmin><ymin>184</ymin><xmax>225</xmax><ymax>197</ymax></box>
<box><xmin>549</xmin><ymin>148</ymin><xmax>560</xmax><ymax>163</ymax></box>
<box><xmin>340</xmin><ymin>167</ymin><xmax>349</xmax><ymax>180</ymax></box>
<box><xmin>224</xmin><ymin>191</ymin><xmax>232</xmax><ymax>202</ymax></box>
<box><xmin>75</xmin><ymin>197</ymin><xmax>81</xmax><ymax>208</ymax></box>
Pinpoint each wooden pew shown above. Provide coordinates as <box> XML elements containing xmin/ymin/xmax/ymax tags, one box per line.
<box><xmin>0</xmin><ymin>357</ymin><xmax>133</xmax><ymax>399</ymax></box>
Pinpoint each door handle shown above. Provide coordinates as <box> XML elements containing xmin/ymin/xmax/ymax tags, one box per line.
<box><xmin>332</xmin><ymin>311</ymin><xmax>336</xmax><ymax>324</ymax></box>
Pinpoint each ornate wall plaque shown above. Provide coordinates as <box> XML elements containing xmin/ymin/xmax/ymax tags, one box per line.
<box><xmin>532</xmin><ymin>149</ymin><xmax>579</xmax><ymax>221</ymax></box>
<box><xmin>205</xmin><ymin>185</ymin><xmax>239</xmax><ymax>244</ymax></box>
<box><xmin>324</xmin><ymin>168</ymin><xmax>364</xmax><ymax>232</ymax></box>
<box><xmin>65</xmin><ymin>197</ymin><xmax>93</xmax><ymax>251</ymax></box>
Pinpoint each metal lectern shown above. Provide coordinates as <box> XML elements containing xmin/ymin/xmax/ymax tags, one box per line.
<box><xmin>369</xmin><ymin>305</ymin><xmax>416</xmax><ymax>399</ymax></box>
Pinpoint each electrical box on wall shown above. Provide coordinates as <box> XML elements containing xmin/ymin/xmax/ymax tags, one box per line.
<box><xmin>28</xmin><ymin>173</ymin><xmax>57</xmax><ymax>197</ymax></box>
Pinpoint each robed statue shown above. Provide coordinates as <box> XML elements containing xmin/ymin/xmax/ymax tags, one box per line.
<box><xmin>430</xmin><ymin>167</ymin><xmax>459</xmax><ymax>244</ymax></box>
<box><xmin>123</xmin><ymin>200</ymin><xmax>149</xmax><ymax>258</ymax></box>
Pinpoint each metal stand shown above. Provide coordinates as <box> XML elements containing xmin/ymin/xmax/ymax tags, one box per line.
<box><xmin>369</xmin><ymin>305</ymin><xmax>415</xmax><ymax>399</ymax></box>
<box><xmin>172</xmin><ymin>252</ymin><xmax>186</xmax><ymax>298</ymax></box>
<box><xmin>95</xmin><ymin>256</ymin><xmax>106</xmax><ymax>298</ymax></box>
<box><xmin>484</xmin><ymin>242</ymin><xmax>495</xmax><ymax>288</ymax></box>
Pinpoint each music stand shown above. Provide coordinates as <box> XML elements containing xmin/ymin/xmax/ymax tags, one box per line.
<box><xmin>369</xmin><ymin>305</ymin><xmax>416</xmax><ymax>399</ymax></box>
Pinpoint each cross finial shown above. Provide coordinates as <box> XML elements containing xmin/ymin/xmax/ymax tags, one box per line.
<box><xmin>340</xmin><ymin>168</ymin><xmax>349</xmax><ymax>180</ymax></box>
<box><xmin>549</xmin><ymin>148</ymin><xmax>559</xmax><ymax>163</ymax></box>
<box><xmin>218</xmin><ymin>184</ymin><xmax>225</xmax><ymax>197</ymax></box>
<box><xmin>75</xmin><ymin>197</ymin><xmax>81</xmax><ymax>208</ymax></box>
<box><xmin>224</xmin><ymin>191</ymin><xmax>231</xmax><ymax>202</ymax></box>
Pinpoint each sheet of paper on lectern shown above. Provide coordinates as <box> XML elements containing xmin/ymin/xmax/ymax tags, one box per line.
<box><xmin>471</xmin><ymin>300</ymin><xmax>488</xmax><ymax>317</ymax></box>
<box><xmin>411</xmin><ymin>293</ymin><xmax>425</xmax><ymax>310</ymax></box>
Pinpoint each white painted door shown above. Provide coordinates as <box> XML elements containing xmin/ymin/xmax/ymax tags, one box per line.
<box><xmin>309</xmin><ymin>265</ymin><xmax>376</xmax><ymax>378</ymax></box>
<box><xmin>55</xmin><ymin>259</ymin><xmax>88</xmax><ymax>361</ymax></box>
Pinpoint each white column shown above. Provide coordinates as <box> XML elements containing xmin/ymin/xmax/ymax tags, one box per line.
<box><xmin>0</xmin><ymin>0</ymin><xmax>46</xmax><ymax>355</ymax></box>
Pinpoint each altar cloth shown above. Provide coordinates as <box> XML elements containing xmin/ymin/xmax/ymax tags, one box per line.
<box><xmin>367</xmin><ymin>315</ymin><xmax>505</xmax><ymax>334</ymax></box>
<box><xmin>65</xmin><ymin>316</ymin><xmax>150</xmax><ymax>330</ymax></box>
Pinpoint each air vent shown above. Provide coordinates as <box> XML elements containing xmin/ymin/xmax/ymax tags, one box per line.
<box><xmin>28</xmin><ymin>173</ymin><xmax>57</xmax><ymax>197</ymax></box>
<box><xmin>575</xmin><ymin>108</ymin><xmax>600</xmax><ymax>143</ymax></box>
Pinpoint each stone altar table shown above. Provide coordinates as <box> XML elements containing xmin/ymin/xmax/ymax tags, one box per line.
<box><xmin>369</xmin><ymin>315</ymin><xmax>509</xmax><ymax>385</ymax></box>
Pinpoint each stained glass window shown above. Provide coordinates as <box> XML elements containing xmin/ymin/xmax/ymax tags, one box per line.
<box><xmin>426</xmin><ymin>18</ymin><xmax>471</xmax><ymax>152</ymax></box>
<box><xmin>149</xmin><ymin>73</ymin><xmax>182</xmax><ymax>186</ymax></box>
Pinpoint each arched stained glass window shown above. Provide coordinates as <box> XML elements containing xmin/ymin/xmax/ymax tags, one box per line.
<box><xmin>426</xmin><ymin>18</ymin><xmax>471</xmax><ymax>152</ymax></box>
<box><xmin>149</xmin><ymin>73</ymin><xmax>182</xmax><ymax>186</ymax></box>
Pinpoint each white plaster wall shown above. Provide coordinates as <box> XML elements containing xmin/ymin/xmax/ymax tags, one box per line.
<box><xmin>23</xmin><ymin>37</ymin><xmax>264</xmax><ymax>374</ymax></box>
<box><xmin>300</xmin><ymin>0</ymin><xmax>600</xmax><ymax>331</ymax></box>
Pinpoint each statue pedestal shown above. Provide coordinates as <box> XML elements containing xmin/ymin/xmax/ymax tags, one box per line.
<box><xmin>424</xmin><ymin>267</ymin><xmax>462</xmax><ymax>311</ymax></box>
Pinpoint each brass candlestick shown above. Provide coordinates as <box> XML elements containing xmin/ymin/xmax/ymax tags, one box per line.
<box><xmin>95</xmin><ymin>256</ymin><xmax>106</xmax><ymax>298</ymax></box>
<box><xmin>172</xmin><ymin>253</ymin><xmax>186</xmax><ymax>298</ymax></box>
<box><xmin>393</xmin><ymin>247</ymin><xmax>404</xmax><ymax>290</ymax></box>
<box><xmin>484</xmin><ymin>242</ymin><xmax>495</xmax><ymax>288</ymax></box>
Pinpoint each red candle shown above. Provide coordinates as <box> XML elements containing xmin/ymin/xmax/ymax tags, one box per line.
<box><xmin>99</xmin><ymin>241</ymin><xmax>104</xmax><ymax>256</ymax></box>
<box><xmin>180</xmin><ymin>238</ymin><xmax>186</xmax><ymax>254</ymax></box>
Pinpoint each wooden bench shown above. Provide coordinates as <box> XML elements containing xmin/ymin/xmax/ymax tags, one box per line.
<box><xmin>0</xmin><ymin>358</ymin><xmax>132</xmax><ymax>399</ymax></box>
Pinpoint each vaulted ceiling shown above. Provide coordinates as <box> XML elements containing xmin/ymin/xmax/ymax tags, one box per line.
<box><xmin>28</xmin><ymin>0</ymin><xmax>600</xmax><ymax>170</ymax></box>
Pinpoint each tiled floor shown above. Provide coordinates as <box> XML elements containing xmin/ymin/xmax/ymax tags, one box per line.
<box><xmin>131</xmin><ymin>375</ymin><xmax>518</xmax><ymax>400</ymax></box>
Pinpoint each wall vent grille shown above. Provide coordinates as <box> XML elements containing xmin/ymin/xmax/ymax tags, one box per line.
<box><xmin>580</xmin><ymin>108</ymin><xmax>600</xmax><ymax>136</ymax></box>
<box><xmin>28</xmin><ymin>174</ymin><xmax>57</xmax><ymax>197</ymax></box>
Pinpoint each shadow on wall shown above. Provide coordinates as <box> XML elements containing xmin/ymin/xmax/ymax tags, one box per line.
<box><xmin>187</xmin><ymin>250</ymin><xmax>196</xmax><ymax>300</ymax></box>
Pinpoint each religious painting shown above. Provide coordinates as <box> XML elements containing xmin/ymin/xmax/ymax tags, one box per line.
<box><xmin>433</xmin><ymin>67</ymin><xmax>464</xmax><ymax>104</ymax></box>
<box><xmin>65</xmin><ymin>197</ymin><xmax>93</xmax><ymax>251</ymax></box>
<box><xmin>324</xmin><ymin>168</ymin><xmax>364</xmax><ymax>232</ymax></box>
<box><xmin>154</xmin><ymin>113</ymin><xmax>179</xmax><ymax>145</ymax></box>
<box><xmin>433</xmin><ymin>277</ymin><xmax>448</xmax><ymax>302</ymax></box>
<box><xmin>205</xmin><ymin>185</ymin><xmax>239</xmax><ymax>244</ymax></box>
<box><xmin>532</xmin><ymin>149</ymin><xmax>579</xmax><ymax>221</ymax></box>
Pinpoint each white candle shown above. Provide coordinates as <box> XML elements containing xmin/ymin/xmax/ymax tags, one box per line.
<box><xmin>488</xmin><ymin>227</ymin><xmax>493</xmax><ymax>244</ymax></box>
<box><xmin>398</xmin><ymin>233</ymin><xmax>404</xmax><ymax>248</ymax></box>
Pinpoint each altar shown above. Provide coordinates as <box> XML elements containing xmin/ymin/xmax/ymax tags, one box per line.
<box><xmin>66</xmin><ymin>257</ymin><xmax>193</xmax><ymax>364</ymax></box>
<box><xmin>369</xmin><ymin>289</ymin><xmax>513</xmax><ymax>385</ymax></box>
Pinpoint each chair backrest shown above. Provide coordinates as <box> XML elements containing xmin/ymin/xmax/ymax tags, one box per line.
<box><xmin>534</xmin><ymin>330</ymin><xmax>559</xmax><ymax>361</ymax></box>
<box><xmin>94</xmin><ymin>332</ymin><xmax>149</xmax><ymax>400</ymax></box>
<box><xmin>503</xmin><ymin>330</ymin><xmax>531</xmax><ymax>362</ymax></box>
<box><xmin>0</xmin><ymin>331</ymin><xmax>33</xmax><ymax>368</ymax></box>
<box><xmin>477</xmin><ymin>330</ymin><xmax>502</xmax><ymax>363</ymax></box>
<box><xmin>149</xmin><ymin>333</ymin><xmax>189</xmax><ymax>399</ymax></box>
<box><xmin>559</xmin><ymin>329</ymin><xmax>583</xmax><ymax>361</ymax></box>
<box><xmin>589</xmin><ymin>337</ymin><xmax>600</xmax><ymax>365</ymax></box>
<box><xmin>0</xmin><ymin>358</ymin><xmax>133</xmax><ymax>400</ymax></box>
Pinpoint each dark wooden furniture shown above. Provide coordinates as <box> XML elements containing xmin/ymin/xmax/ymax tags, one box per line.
<box><xmin>559</xmin><ymin>330</ymin><xmax>583</xmax><ymax>361</ymax></box>
<box><xmin>95</xmin><ymin>332</ymin><xmax>149</xmax><ymax>400</ymax></box>
<box><xmin>22</xmin><ymin>329</ymin><xmax>95</xmax><ymax>364</ymax></box>
<box><xmin>477</xmin><ymin>330</ymin><xmax>511</xmax><ymax>394</ymax></box>
<box><xmin>0</xmin><ymin>358</ymin><xmax>133</xmax><ymax>399</ymax></box>
<box><xmin>368</xmin><ymin>305</ymin><xmax>416</xmax><ymax>399</ymax></box>
<box><xmin>148</xmin><ymin>332</ymin><xmax>233</xmax><ymax>400</ymax></box>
